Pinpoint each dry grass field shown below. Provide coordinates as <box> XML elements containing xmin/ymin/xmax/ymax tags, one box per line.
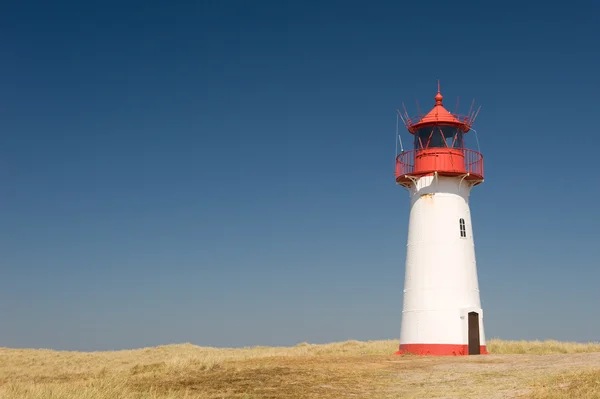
<box><xmin>1</xmin><ymin>339</ymin><xmax>599</xmax><ymax>398</ymax></box>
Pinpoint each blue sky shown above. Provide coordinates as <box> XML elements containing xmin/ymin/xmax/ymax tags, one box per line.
<box><xmin>0</xmin><ymin>0</ymin><xmax>599</xmax><ymax>351</ymax></box>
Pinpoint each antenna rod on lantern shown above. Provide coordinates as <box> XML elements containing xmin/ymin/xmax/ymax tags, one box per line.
<box><xmin>395</xmin><ymin>111</ymin><xmax>405</xmax><ymax>153</ymax></box>
<box><xmin>396</xmin><ymin>113</ymin><xmax>398</xmax><ymax>162</ymax></box>
<box><xmin>471</xmin><ymin>105</ymin><xmax>482</xmax><ymax>124</ymax></box>
<box><xmin>468</xmin><ymin>99</ymin><xmax>475</xmax><ymax>123</ymax></box>
<box><xmin>397</xmin><ymin>108</ymin><xmax>407</xmax><ymax>126</ymax></box>
<box><xmin>401</xmin><ymin>102</ymin><xmax>411</xmax><ymax>125</ymax></box>
<box><xmin>415</xmin><ymin>98</ymin><xmax>422</xmax><ymax>118</ymax></box>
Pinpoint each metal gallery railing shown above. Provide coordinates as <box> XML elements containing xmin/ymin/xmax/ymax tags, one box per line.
<box><xmin>395</xmin><ymin>148</ymin><xmax>484</xmax><ymax>178</ymax></box>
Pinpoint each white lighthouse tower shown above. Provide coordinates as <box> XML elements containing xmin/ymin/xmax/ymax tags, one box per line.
<box><xmin>394</xmin><ymin>83</ymin><xmax>488</xmax><ymax>356</ymax></box>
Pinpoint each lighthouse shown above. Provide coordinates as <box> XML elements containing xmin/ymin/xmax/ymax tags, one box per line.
<box><xmin>394</xmin><ymin>83</ymin><xmax>488</xmax><ymax>356</ymax></box>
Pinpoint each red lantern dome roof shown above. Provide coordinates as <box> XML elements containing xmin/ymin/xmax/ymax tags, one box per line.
<box><xmin>405</xmin><ymin>82</ymin><xmax>474</xmax><ymax>134</ymax></box>
<box><xmin>416</xmin><ymin>90</ymin><xmax>460</xmax><ymax>125</ymax></box>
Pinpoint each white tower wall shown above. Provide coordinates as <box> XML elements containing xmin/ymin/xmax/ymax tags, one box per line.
<box><xmin>399</xmin><ymin>173</ymin><xmax>486</xmax><ymax>355</ymax></box>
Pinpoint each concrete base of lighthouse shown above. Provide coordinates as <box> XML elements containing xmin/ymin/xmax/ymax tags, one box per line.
<box><xmin>396</xmin><ymin>173</ymin><xmax>487</xmax><ymax>356</ymax></box>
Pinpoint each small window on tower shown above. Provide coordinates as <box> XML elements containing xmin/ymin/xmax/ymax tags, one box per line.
<box><xmin>459</xmin><ymin>218</ymin><xmax>466</xmax><ymax>238</ymax></box>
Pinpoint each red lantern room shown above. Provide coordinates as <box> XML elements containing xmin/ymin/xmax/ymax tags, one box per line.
<box><xmin>395</xmin><ymin>83</ymin><xmax>484</xmax><ymax>187</ymax></box>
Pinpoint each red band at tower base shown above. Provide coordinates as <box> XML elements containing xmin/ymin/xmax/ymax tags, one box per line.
<box><xmin>394</xmin><ymin>344</ymin><xmax>489</xmax><ymax>356</ymax></box>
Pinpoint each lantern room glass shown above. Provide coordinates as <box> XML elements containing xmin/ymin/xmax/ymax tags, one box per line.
<box><xmin>414</xmin><ymin>126</ymin><xmax>464</xmax><ymax>149</ymax></box>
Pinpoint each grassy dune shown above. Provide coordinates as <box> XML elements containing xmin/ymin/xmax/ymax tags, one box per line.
<box><xmin>0</xmin><ymin>339</ymin><xmax>599</xmax><ymax>398</ymax></box>
<box><xmin>487</xmin><ymin>339</ymin><xmax>600</xmax><ymax>355</ymax></box>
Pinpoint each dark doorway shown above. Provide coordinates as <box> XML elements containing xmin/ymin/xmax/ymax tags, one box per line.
<box><xmin>468</xmin><ymin>312</ymin><xmax>481</xmax><ymax>355</ymax></box>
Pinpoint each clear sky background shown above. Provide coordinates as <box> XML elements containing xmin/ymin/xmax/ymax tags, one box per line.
<box><xmin>1</xmin><ymin>1</ymin><xmax>599</xmax><ymax>351</ymax></box>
